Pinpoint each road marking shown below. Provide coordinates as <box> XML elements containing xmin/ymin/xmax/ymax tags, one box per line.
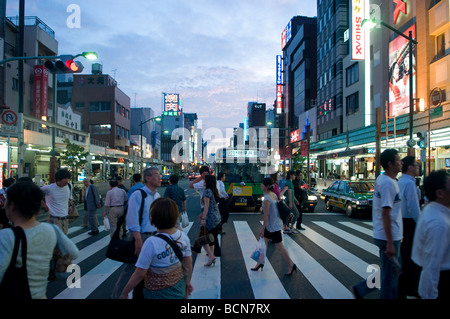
<box><xmin>260</xmin><ymin>222</ymin><xmax>354</xmax><ymax>299</ymax></box>
<box><xmin>312</xmin><ymin>222</ymin><xmax>378</xmax><ymax>256</ymax></box>
<box><xmin>233</xmin><ymin>221</ymin><xmax>290</xmax><ymax>299</ymax></box>
<box><xmin>339</xmin><ymin>222</ymin><xmax>373</xmax><ymax>237</ymax></box>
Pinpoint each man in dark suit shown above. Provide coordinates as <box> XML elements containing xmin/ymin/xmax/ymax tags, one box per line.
<box><xmin>83</xmin><ymin>178</ymin><xmax>101</xmax><ymax>235</ymax></box>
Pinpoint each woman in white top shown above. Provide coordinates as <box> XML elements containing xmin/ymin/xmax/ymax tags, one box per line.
<box><xmin>0</xmin><ymin>181</ymin><xmax>79</xmax><ymax>299</ymax></box>
<box><xmin>251</xmin><ymin>177</ymin><xmax>297</xmax><ymax>276</ymax></box>
<box><xmin>120</xmin><ymin>197</ymin><xmax>193</xmax><ymax>299</ymax></box>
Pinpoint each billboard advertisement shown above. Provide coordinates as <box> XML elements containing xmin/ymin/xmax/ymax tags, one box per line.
<box><xmin>276</xmin><ymin>55</ymin><xmax>283</xmax><ymax>85</ymax></box>
<box><xmin>163</xmin><ymin>93</ymin><xmax>182</xmax><ymax>116</ymax></box>
<box><xmin>33</xmin><ymin>65</ymin><xmax>49</xmax><ymax>120</ymax></box>
<box><xmin>388</xmin><ymin>24</ymin><xmax>416</xmax><ymax>117</ymax></box>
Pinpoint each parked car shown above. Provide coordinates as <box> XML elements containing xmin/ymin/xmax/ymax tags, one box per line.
<box><xmin>321</xmin><ymin>180</ymin><xmax>374</xmax><ymax>217</ymax></box>
<box><xmin>160</xmin><ymin>174</ymin><xmax>170</xmax><ymax>186</ymax></box>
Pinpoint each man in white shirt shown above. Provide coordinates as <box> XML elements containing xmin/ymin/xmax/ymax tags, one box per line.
<box><xmin>353</xmin><ymin>149</ymin><xmax>403</xmax><ymax>299</ymax></box>
<box><xmin>41</xmin><ymin>169</ymin><xmax>73</xmax><ymax>234</ymax></box>
<box><xmin>397</xmin><ymin>156</ymin><xmax>421</xmax><ymax>298</ymax></box>
<box><xmin>412</xmin><ymin>170</ymin><xmax>450</xmax><ymax>299</ymax></box>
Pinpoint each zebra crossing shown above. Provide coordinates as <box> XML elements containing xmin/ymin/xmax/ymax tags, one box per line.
<box><xmin>46</xmin><ymin>216</ymin><xmax>380</xmax><ymax>299</ymax></box>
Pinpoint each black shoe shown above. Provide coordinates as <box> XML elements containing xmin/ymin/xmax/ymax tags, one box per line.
<box><xmin>284</xmin><ymin>264</ymin><xmax>298</xmax><ymax>276</ymax></box>
<box><xmin>191</xmin><ymin>245</ymin><xmax>201</xmax><ymax>254</ymax></box>
<box><xmin>88</xmin><ymin>230</ymin><xmax>99</xmax><ymax>235</ymax></box>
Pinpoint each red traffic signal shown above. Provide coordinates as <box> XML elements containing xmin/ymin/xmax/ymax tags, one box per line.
<box><xmin>65</xmin><ymin>59</ymin><xmax>83</xmax><ymax>72</ymax></box>
<box><xmin>45</xmin><ymin>55</ymin><xmax>84</xmax><ymax>73</ymax></box>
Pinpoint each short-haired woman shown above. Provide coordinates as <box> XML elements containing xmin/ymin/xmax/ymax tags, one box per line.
<box><xmin>120</xmin><ymin>197</ymin><xmax>193</xmax><ymax>299</ymax></box>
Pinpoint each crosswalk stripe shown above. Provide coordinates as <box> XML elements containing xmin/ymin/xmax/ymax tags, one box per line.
<box><xmin>72</xmin><ymin>235</ymin><xmax>111</xmax><ymax>264</ymax></box>
<box><xmin>363</xmin><ymin>221</ymin><xmax>373</xmax><ymax>227</ymax></box>
<box><xmin>233</xmin><ymin>221</ymin><xmax>290</xmax><ymax>299</ymax></box>
<box><xmin>260</xmin><ymin>222</ymin><xmax>354</xmax><ymax>299</ymax></box>
<box><xmin>53</xmin><ymin>258</ymin><xmax>123</xmax><ymax>299</ymax></box>
<box><xmin>338</xmin><ymin>222</ymin><xmax>373</xmax><ymax>237</ymax></box>
<box><xmin>190</xmin><ymin>235</ymin><xmax>221</xmax><ymax>299</ymax></box>
<box><xmin>298</xmin><ymin>225</ymin><xmax>372</xmax><ymax>279</ymax></box>
<box><xmin>71</xmin><ymin>226</ymin><xmax>106</xmax><ymax>244</ymax></box>
<box><xmin>312</xmin><ymin>221</ymin><xmax>379</xmax><ymax>257</ymax></box>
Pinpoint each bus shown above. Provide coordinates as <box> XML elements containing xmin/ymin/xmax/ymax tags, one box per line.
<box><xmin>214</xmin><ymin>148</ymin><xmax>273</xmax><ymax>212</ymax></box>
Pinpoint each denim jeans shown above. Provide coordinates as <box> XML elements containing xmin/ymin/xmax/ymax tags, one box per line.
<box><xmin>353</xmin><ymin>239</ymin><xmax>402</xmax><ymax>299</ymax></box>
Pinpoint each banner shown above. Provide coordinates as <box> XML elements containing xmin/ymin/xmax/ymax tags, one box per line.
<box><xmin>388</xmin><ymin>24</ymin><xmax>416</xmax><ymax>117</ymax></box>
<box><xmin>33</xmin><ymin>65</ymin><xmax>49</xmax><ymax>119</ymax></box>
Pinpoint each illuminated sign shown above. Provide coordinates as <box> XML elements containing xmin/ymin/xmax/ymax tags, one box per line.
<box><xmin>290</xmin><ymin>129</ymin><xmax>300</xmax><ymax>143</ymax></box>
<box><xmin>281</xmin><ymin>20</ymin><xmax>292</xmax><ymax>50</ymax></box>
<box><xmin>276</xmin><ymin>84</ymin><xmax>282</xmax><ymax>114</ymax></box>
<box><xmin>393</xmin><ymin>0</ymin><xmax>407</xmax><ymax>25</ymax></box>
<box><xmin>388</xmin><ymin>24</ymin><xmax>416</xmax><ymax>117</ymax></box>
<box><xmin>350</xmin><ymin>0</ymin><xmax>366</xmax><ymax>60</ymax></box>
<box><xmin>276</xmin><ymin>55</ymin><xmax>283</xmax><ymax>85</ymax></box>
<box><xmin>163</xmin><ymin>93</ymin><xmax>182</xmax><ymax>116</ymax></box>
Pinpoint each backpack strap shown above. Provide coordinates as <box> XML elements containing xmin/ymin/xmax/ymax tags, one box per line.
<box><xmin>114</xmin><ymin>188</ymin><xmax>147</xmax><ymax>239</ymax></box>
<box><xmin>9</xmin><ymin>226</ymin><xmax>27</xmax><ymax>270</ymax></box>
<box><xmin>155</xmin><ymin>233</ymin><xmax>183</xmax><ymax>262</ymax></box>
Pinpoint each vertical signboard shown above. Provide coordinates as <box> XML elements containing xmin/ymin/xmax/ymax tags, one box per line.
<box><xmin>281</xmin><ymin>20</ymin><xmax>292</xmax><ymax>50</ymax></box>
<box><xmin>290</xmin><ymin>129</ymin><xmax>299</xmax><ymax>144</ymax></box>
<box><xmin>276</xmin><ymin>55</ymin><xmax>283</xmax><ymax>85</ymax></box>
<box><xmin>33</xmin><ymin>65</ymin><xmax>49</xmax><ymax>120</ymax></box>
<box><xmin>388</xmin><ymin>24</ymin><xmax>416</xmax><ymax>117</ymax></box>
<box><xmin>350</xmin><ymin>0</ymin><xmax>366</xmax><ymax>60</ymax></box>
<box><xmin>276</xmin><ymin>85</ymin><xmax>283</xmax><ymax>114</ymax></box>
<box><xmin>163</xmin><ymin>93</ymin><xmax>182</xmax><ymax>116</ymax></box>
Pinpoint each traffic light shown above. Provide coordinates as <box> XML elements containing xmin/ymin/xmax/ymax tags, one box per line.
<box><xmin>44</xmin><ymin>55</ymin><xmax>84</xmax><ymax>73</ymax></box>
<box><xmin>417</xmin><ymin>131</ymin><xmax>427</xmax><ymax>148</ymax></box>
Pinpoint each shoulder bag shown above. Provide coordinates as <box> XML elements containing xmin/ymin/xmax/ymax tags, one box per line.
<box><xmin>0</xmin><ymin>226</ymin><xmax>32</xmax><ymax>299</ymax></box>
<box><xmin>277</xmin><ymin>200</ymin><xmax>291</xmax><ymax>224</ymax></box>
<box><xmin>106</xmin><ymin>189</ymin><xmax>147</xmax><ymax>263</ymax></box>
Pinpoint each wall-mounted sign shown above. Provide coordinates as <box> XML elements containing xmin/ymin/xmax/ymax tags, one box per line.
<box><xmin>276</xmin><ymin>85</ymin><xmax>282</xmax><ymax>114</ymax></box>
<box><xmin>33</xmin><ymin>65</ymin><xmax>49</xmax><ymax>120</ymax></box>
<box><xmin>350</xmin><ymin>0</ymin><xmax>366</xmax><ymax>60</ymax></box>
<box><xmin>276</xmin><ymin>55</ymin><xmax>283</xmax><ymax>85</ymax></box>
<box><xmin>163</xmin><ymin>93</ymin><xmax>182</xmax><ymax>116</ymax></box>
<box><xmin>290</xmin><ymin>129</ymin><xmax>300</xmax><ymax>144</ymax></box>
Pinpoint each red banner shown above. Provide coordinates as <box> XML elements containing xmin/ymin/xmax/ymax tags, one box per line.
<box><xmin>301</xmin><ymin>140</ymin><xmax>308</xmax><ymax>156</ymax></box>
<box><xmin>33</xmin><ymin>65</ymin><xmax>49</xmax><ymax>119</ymax></box>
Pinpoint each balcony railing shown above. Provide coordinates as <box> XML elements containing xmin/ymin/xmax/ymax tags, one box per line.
<box><xmin>6</xmin><ymin>16</ymin><xmax>55</xmax><ymax>39</ymax></box>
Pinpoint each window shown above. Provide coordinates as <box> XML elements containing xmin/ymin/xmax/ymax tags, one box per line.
<box><xmin>116</xmin><ymin>125</ymin><xmax>121</xmax><ymax>136</ymax></box>
<box><xmin>346</xmin><ymin>63</ymin><xmax>359</xmax><ymax>86</ymax></box>
<box><xmin>346</xmin><ymin>92</ymin><xmax>359</xmax><ymax>115</ymax></box>
<box><xmin>75</xmin><ymin>102</ymin><xmax>84</xmax><ymax>109</ymax></box>
<box><xmin>89</xmin><ymin>124</ymin><xmax>111</xmax><ymax>135</ymax></box>
<box><xmin>437</xmin><ymin>33</ymin><xmax>445</xmax><ymax>58</ymax></box>
<box><xmin>90</xmin><ymin>101</ymin><xmax>111</xmax><ymax>112</ymax></box>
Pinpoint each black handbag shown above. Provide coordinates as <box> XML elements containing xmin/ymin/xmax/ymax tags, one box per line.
<box><xmin>0</xmin><ymin>226</ymin><xmax>32</xmax><ymax>299</ymax></box>
<box><xmin>194</xmin><ymin>226</ymin><xmax>214</xmax><ymax>246</ymax></box>
<box><xmin>106</xmin><ymin>189</ymin><xmax>147</xmax><ymax>263</ymax></box>
<box><xmin>277</xmin><ymin>200</ymin><xmax>291</xmax><ymax>223</ymax></box>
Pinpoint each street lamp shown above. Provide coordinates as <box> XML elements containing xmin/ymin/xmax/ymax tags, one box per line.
<box><xmin>139</xmin><ymin>116</ymin><xmax>162</xmax><ymax>172</ymax></box>
<box><xmin>362</xmin><ymin>18</ymin><xmax>418</xmax><ymax>155</ymax></box>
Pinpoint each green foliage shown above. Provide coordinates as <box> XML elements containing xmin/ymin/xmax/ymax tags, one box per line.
<box><xmin>291</xmin><ymin>151</ymin><xmax>307</xmax><ymax>171</ymax></box>
<box><xmin>60</xmin><ymin>138</ymin><xmax>89</xmax><ymax>182</ymax></box>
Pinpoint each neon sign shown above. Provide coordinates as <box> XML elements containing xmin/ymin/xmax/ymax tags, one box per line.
<box><xmin>350</xmin><ymin>0</ymin><xmax>366</xmax><ymax>60</ymax></box>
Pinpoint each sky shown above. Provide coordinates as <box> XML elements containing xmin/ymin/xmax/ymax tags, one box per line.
<box><xmin>6</xmin><ymin>0</ymin><xmax>317</xmax><ymax>146</ymax></box>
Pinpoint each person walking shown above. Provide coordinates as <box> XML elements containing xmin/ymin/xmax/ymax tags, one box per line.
<box><xmin>116</xmin><ymin>176</ymin><xmax>128</xmax><ymax>194</ymax></box>
<box><xmin>353</xmin><ymin>149</ymin><xmax>403</xmax><ymax>299</ymax></box>
<box><xmin>412</xmin><ymin>170</ymin><xmax>450</xmax><ymax>299</ymax></box>
<box><xmin>128</xmin><ymin>173</ymin><xmax>145</xmax><ymax>200</ymax></box>
<box><xmin>270</xmin><ymin>172</ymin><xmax>281</xmax><ymax>200</ymax></box>
<box><xmin>293</xmin><ymin>170</ymin><xmax>306</xmax><ymax>230</ymax></box>
<box><xmin>200</xmin><ymin>174</ymin><xmax>222</xmax><ymax>265</ymax></box>
<box><xmin>280</xmin><ymin>170</ymin><xmax>300</xmax><ymax>234</ymax></box>
<box><xmin>119</xmin><ymin>197</ymin><xmax>193</xmax><ymax>299</ymax></box>
<box><xmin>164</xmin><ymin>175</ymin><xmax>186</xmax><ymax>217</ymax></box>
<box><xmin>251</xmin><ymin>177</ymin><xmax>297</xmax><ymax>276</ymax></box>
<box><xmin>0</xmin><ymin>178</ymin><xmax>15</xmax><ymax>229</ymax></box>
<box><xmin>0</xmin><ymin>181</ymin><xmax>78</xmax><ymax>299</ymax></box>
<box><xmin>164</xmin><ymin>174</ymin><xmax>186</xmax><ymax>230</ymax></box>
<box><xmin>111</xmin><ymin>167</ymin><xmax>161</xmax><ymax>299</ymax></box>
<box><xmin>103</xmin><ymin>179</ymin><xmax>127</xmax><ymax>237</ymax></box>
<box><xmin>41</xmin><ymin>169</ymin><xmax>73</xmax><ymax>234</ymax></box>
<box><xmin>216</xmin><ymin>172</ymin><xmax>230</xmax><ymax>233</ymax></box>
<box><xmin>83</xmin><ymin>178</ymin><xmax>102</xmax><ymax>236</ymax></box>
<box><xmin>397</xmin><ymin>156</ymin><xmax>421</xmax><ymax>298</ymax></box>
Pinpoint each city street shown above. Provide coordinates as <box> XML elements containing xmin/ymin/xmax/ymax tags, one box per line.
<box><xmin>41</xmin><ymin>179</ymin><xmax>380</xmax><ymax>300</ymax></box>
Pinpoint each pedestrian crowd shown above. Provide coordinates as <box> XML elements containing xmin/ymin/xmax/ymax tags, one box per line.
<box><xmin>0</xmin><ymin>153</ymin><xmax>448</xmax><ymax>299</ymax></box>
<box><xmin>352</xmin><ymin>149</ymin><xmax>450</xmax><ymax>299</ymax></box>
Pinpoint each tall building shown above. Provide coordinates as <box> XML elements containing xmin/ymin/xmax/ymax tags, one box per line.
<box><xmin>316</xmin><ymin>0</ymin><xmax>349</xmax><ymax>141</ymax></box>
<box><xmin>247</xmin><ymin>102</ymin><xmax>266</xmax><ymax>128</ymax></box>
<box><xmin>71</xmin><ymin>69</ymin><xmax>130</xmax><ymax>153</ymax></box>
<box><xmin>161</xmin><ymin>93</ymin><xmax>184</xmax><ymax>162</ymax></box>
<box><xmin>130</xmin><ymin>107</ymin><xmax>161</xmax><ymax>160</ymax></box>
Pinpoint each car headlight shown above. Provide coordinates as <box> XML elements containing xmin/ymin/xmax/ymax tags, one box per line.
<box><xmin>356</xmin><ymin>200</ymin><xmax>368</xmax><ymax>205</ymax></box>
<box><xmin>308</xmin><ymin>195</ymin><xmax>317</xmax><ymax>201</ymax></box>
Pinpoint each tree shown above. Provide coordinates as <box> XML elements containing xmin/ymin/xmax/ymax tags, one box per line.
<box><xmin>60</xmin><ymin>138</ymin><xmax>89</xmax><ymax>182</ymax></box>
<box><xmin>290</xmin><ymin>150</ymin><xmax>307</xmax><ymax>171</ymax></box>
